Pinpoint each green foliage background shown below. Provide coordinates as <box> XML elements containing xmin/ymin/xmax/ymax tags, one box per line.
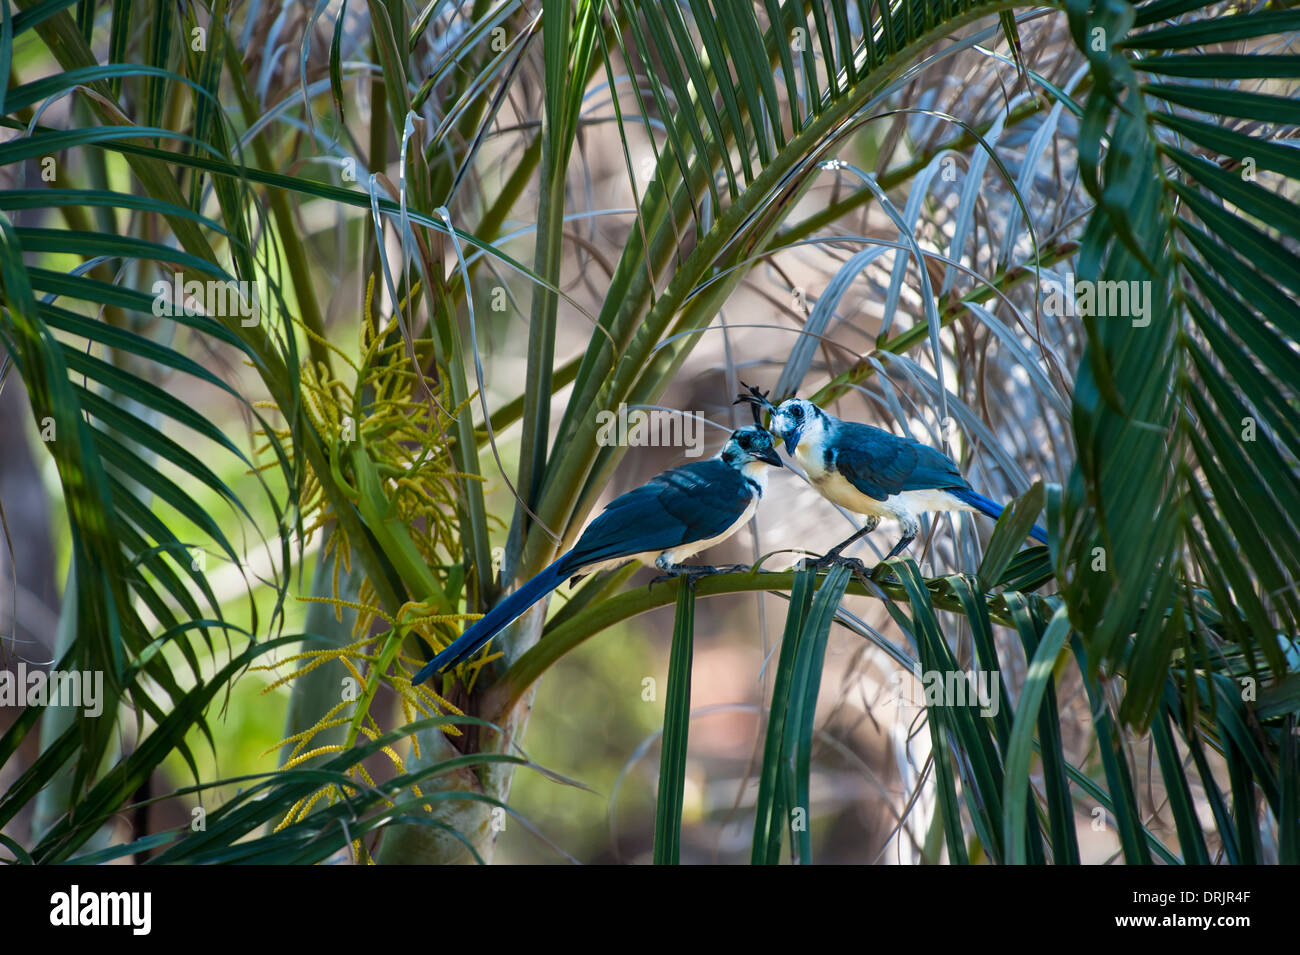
<box><xmin>0</xmin><ymin>0</ymin><xmax>1297</xmax><ymax>863</ymax></box>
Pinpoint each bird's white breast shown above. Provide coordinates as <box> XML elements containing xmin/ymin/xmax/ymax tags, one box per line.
<box><xmin>795</xmin><ymin>435</ymin><xmax>891</xmax><ymax>517</ymax></box>
<box><xmin>740</xmin><ymin>459</ymin><xmax>771</xmax><ymax>492</ymax></box>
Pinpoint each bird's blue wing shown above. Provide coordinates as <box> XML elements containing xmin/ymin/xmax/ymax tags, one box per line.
<box><xmin>568</xmin><ymin>459</ymin><xmax>754</xmax><ymax>568</ymax></box>
<box><xmin>830</xmin><ymin>421</ymin><xmax>968</xmax><ymax>500</ymax></box>
<box><xmin>413</xmin><ymin>461</ymin><xmax>755</xmax><ymax>683</ymax></box>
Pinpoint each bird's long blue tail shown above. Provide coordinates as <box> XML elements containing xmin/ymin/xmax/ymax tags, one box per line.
<box><xmin>948</xmin><ymin>488</ymin><xmax>1048</xmax><ymax>544</ymax></box>
<box><xmin>411</xmin><ymin>551</ymin><xmax>575</xmax><ymax>685</ymax></box>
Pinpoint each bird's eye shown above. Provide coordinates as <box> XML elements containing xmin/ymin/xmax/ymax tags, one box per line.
<box><xmin>791</xmin><ymin>405</ymin><xmax>804</xmax><ymax>420</ymax></box>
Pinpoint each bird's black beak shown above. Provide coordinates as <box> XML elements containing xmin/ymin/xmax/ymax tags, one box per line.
<box><xmin>756</xmin><ymin>446</ymin><xmax>783</xmax><ymax>468</ymax></box>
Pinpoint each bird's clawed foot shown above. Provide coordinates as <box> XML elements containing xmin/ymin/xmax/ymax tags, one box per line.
<box><xmin>796</xmin><ymin>552</ymin><xmax>872</xmax><ymax>582</ymax></box>
<box><xmin>648</xmin><ymin>563</ymin><xmax>753</xmax><ymax>589</ymax></box>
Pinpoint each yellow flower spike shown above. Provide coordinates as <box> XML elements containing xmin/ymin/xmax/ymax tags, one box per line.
<box><xmin>281</xmin><ymin>719</ymin><xmax>350</xmax><ymax>762</ymax></box>
<box><xmin>362</xmin><ymin>272</ymin><xmax>377</xmax><ymax>324</ymax></box>
<box><xmin>255</xmin><ymin>657</ymin><xmax>337</xmax><ymax>693</ymax></box>
<box><xmin>463</xmin><ymin>659</ymin><xmax>493</xmax><ymax>695</ymax></box>
<box><xmin>253</xmin><ymin>267</ymin><xmax>475</xmax><ymax>824</ymax></box>
<box><xmin>298</xmin><ymin>787</ymin><xmax>332</xmax><ymax>819</ymax></box>
<box><xmin>296</xmin><ymin>594</ymin><xmax>396</xmax><ymax>627</ymax></box>
<box><xmin>259</xmin><ymin>700</ymin><xmax>352</xmax><ymax>759</ymax></box>
<box><xmin>302</xmin><ymin>514</ymin><xmax>331</xmax><ymax>541</ymax></box>
<box><xmin>286</xmin><ymin>719</ymin><xmax>345</xmax><ymax>761</ymax></box>
<box><xmin>388</xmin><ymin>750</ymin><xmax>408</xmax><ymax>776</ymax></box>
<box><xmin>251</xmin><ymin>637</ymin><xmax>373</xmax><ymax>668</ymax></box>
<box><xmin>292</xmin><ymin>320</ymin><xmax>361</xmax><ymax>375</ymax></box>
<box><xmin>275</xmin><ymin>795</ymin><xmax>309</xmax><ymax>832</ymax></box>
<box><xmin>274</xmin><ymin>785</ymin><xmax>334</xmax><ymax>834</ymax></box>
<box><xmin>402</xmin><ymin>688</ymin><xmax>465</xmax><ymax>736</ymax></box>
<box><xmin>337</xmin><ymin>655</ymin><xmax>367</xmax><ymax>688</ymax></box>
<box><xmin>394</xmin><ymin>280</ymin><xmax>424</xmax><ymax>315</ymax></box>
<box><xmin>354</xmin><ymin>763</ymin><xmax>380</xmax><ymax>793</ymax></box>
<box><xmin>252</xmin><ymin>641</ymin><xmax>374</xmax><ymax>693</ymax></box>
<box><xmin>301</xmin><ymin>384</ymin><xmax>330</xmax><ymax>431</ymax></box>
<box><xmin>280</xmin><ymin>745</ymin><xmax>346</xmax><ymax>772</ymax></box>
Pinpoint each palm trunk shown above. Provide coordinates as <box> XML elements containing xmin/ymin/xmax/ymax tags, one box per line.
<box><xmin>377</xmin><ymin>607</ymin><xmax>546</xmax><ymax>864</ymax></box>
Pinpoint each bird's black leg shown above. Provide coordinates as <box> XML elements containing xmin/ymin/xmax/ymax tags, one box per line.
<box><xmin>883</xmin><ymin>534</ymin><xmax>915</xmax><ymax>561</ymax></box>
<box><xmin>800</xmin><ymin>516</ymin><xmax>880</xmax><ymax>575</ymax></box>
<box><xmin>882</xmin><ymin>515</ymin><xmax>919</xmax><ymax>561</ymax></box>
<box><xmin>823</xmin><ymin>517</ymin><xmax>881</xmax><ymax>561</ymax></box>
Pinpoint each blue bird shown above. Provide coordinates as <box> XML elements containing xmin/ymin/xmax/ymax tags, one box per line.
<box><xmin>739</xmin><ymin>388</ymin><xmax>1046</xmax><ymax>568</ymax></box>
<box><xmin>411</xmin><ymin>425</ymin><xmax>783</xmax><ymax>684</ymax></box>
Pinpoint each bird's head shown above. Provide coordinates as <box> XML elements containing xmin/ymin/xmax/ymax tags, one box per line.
<box><xmin>721</xmin><ymin>425</ymin><xmax>784</xmax><ymax>470</ymax></box>
<box><xmin>770</xmin><ymin>398</ymin><xmax>824</xmax><ymax>454</ymax></box>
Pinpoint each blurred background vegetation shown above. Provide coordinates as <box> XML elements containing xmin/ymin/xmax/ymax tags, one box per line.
<box><xmin>1</xmin><ymin>0</ymin><xmax>1298</xmax><ymax>864</ymax></box>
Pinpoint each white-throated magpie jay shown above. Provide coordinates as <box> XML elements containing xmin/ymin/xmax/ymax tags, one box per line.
<box><xmin>411</xmin><ymin>425</ymin><xmax>783</xmax><ymax>684</ymax></box>
<box><xmin>739</xmin><ymin>387</ymin><xmax>1045</xmax><ymax>568</ymax></box>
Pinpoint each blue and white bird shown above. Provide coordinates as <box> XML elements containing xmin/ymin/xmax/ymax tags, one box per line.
<box><xmin>411</xmin><ymin>425</ymin><xmax>783</xmax><ymax>684</ymax></box>
<box><xmin>740</xmin><ymin>389</ymin><xmax>1046</xmax><ymax>567</ymax></box>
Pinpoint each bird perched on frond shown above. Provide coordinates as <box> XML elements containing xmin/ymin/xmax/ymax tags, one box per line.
<box><xmin>736</xmin><ymin>384</ymin><xmax>1046</xmax><ymax>572</ymax></box>
<box><xmin>411</xmin><ymin>425</ymin><xmax>783</xmax><ymax>685</ymax></box>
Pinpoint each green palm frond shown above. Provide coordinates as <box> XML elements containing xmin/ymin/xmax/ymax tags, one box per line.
<box><xmin>2</xmin><ymin>0</ymin><xmax>1297</xmax><ymax>865</ymax></box>
<box><xmin>1058</xmin><ymin>0</ymin><xmax>1300</xmax><ymax>723</ymax></box>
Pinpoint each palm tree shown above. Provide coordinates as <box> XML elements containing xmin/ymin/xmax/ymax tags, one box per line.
<box><xmin>0</xmin><ymin>0</ymin><xmax>1295</xmax><ymax>864</ymax></box>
